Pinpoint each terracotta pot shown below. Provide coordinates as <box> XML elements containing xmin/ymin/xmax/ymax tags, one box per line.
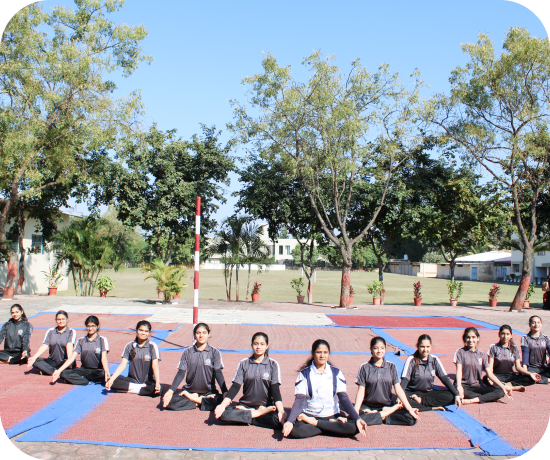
<box><xmin>523</xmin><ymin>300</ymin><xmax>530</xmax><ymax>308</ymax></box>
<box><xmin>373</xmin><ymin>297</ymin><xmax>381</xmax><ymax>305</ymax></box>
<box><xmin>297</xmin><ymin>295</ymin><xmax>305</xmax><ymax>303</ymax></box>
<box><xmin>349</xmin><ymin>296</ymin><xmax>354</xmax><ymax>305</ymax></box>
<box><xmin>450</xmin><ymin>299</ymin><xmax>458</xmax><ymax>307</ymax></box>
<box><xmin>252</xmin><ymin>293</ymin><xmax>260</xmax><ymax>302</ymax></box>
<box><xmin>173</xmin><ymin>294</ymin><xmax>180</xmax><ymax>300</ymax></box>
<box><xmin>489</xmin><ymin>298</ymin><xmax>498</xmax><ymax>307</ymax></box>
<box><xmin>48</xmin><ymin>287</ymin><xmax>58</xmax><ymax>296</ymax></box>
<box><xmin>99</xmin><ymin>290</ymin><xmax>107</xmax><ymax>297</ymax></box>
<box><xmin>414</xmin><ymin>298</ymin><xmax>422</xmax><ymax>306</ymax></box>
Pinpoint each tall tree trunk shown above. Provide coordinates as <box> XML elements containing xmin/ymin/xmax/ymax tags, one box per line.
<box><xmin>228</xmin><ymin>265</ymin><xmax>233</xmax><ymax>300</ymax></box>
<box><xmin>511</xmin><ymin>246</ymin><xmax>532</xmax><ymax>311</ymax></box>
<box><xmin>246</xmin><ymin>264</ymin><xmax>251</xmax><ymax>301</ymax></box>
<box><xmin>307</xmin><ymin>277</ymin><xmax>313</xmax><ymax>304</ymax></box>
<box><xmin>339</xmin><ymin>247</ymin><xmax>353</xmax><ymax>308</ymax></box>
<box><xmin>16</xmin><ymin>204</ymin><xmax>27</xmax><ymax>295</ymax></box>
<box><xmin>450</xmin><ymin>259</ymin><xmax>456</xmax><ymax>282</ymax></box>
<box><xmin>378</xmin><ymin>258</ymin><xmax>385</xmax><ymax>282</ymax></box>
<box><xmin>235</xmin><ymin>265</ymin><xmax>239</xmax><ymax>301</ymax></box>
<box><xmin>3</xmin><ymin>251</ymin><xmax>18</xmax><ymax>299</ymax></box>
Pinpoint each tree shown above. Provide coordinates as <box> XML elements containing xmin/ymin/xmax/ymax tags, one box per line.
<box><xmin>205</xmin><ymin>215</ymin><xmax>272</xmax><ymax>301</ymax></box>
<box><xmin>415</xmin><ymin>159</ymin><xmax>510</xmax><ymax>281</ymax></box>
<box><xmin>54</xmin><ymin>216</ymin><xmax>126</xmax><ymax>296</ymax></box>
<box><xmin>102</xmin><ymin>206</ymin><xmax>147</xmax><ymax>266</ymax></box>
<box><xmin>424</xmin><ymin>28</ymin><xmax>550</xmax><ymax>309</ymax></box>
<box><xmin>237</xmin><ymin>156</ymin><xmax>326</xmax><ymax>303</ymax></box>
<box><xmin>231</xmin><ymin>51</ymin><xmax>424</xmax><ymax>308</ymax></box>
<box><xmin>111</xmin><ymin>124</ymin><xmax>234</xmax><ymax>263</ymax></box>
<box><xmin>0</xmin><ymin>0</ymin><xmax>150</xmax><ymax>299</ymax></box>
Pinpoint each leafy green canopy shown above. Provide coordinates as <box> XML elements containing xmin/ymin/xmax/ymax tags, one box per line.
<box><xmin>0</xmin><ymin>0</ymin><xmax>151</xmax><ymax>244</ymax></box>
<box><xmin>110</xmin><ymin>124</ymin><xmax>235</xmax><ymax>263</ymax></box>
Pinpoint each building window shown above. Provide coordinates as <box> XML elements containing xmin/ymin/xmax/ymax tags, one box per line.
<box><xmin>537</xmin><ymin>251</ymin><xmax>545</xmax><ymax>256</ymax></box>
<box><xmin>512</xmin><ymin>264</ymin><xmax>520</xmax><ymax>273</ymax></box>
<box><xmin>286</xmin><ymin>246</ymin><xmax>291</xmax><ymax>255</ymax></box>
<box><xmin>279</xmin><ymin>245</ymin><xmax>283</xmax><ymax>255</ymax></box>
<box><xmin>32</xmin><ymin>235</ymin><xmax>44</xmax><ymax>254</ymax></box>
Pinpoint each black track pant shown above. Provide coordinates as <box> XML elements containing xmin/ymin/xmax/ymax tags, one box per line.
<box><xmin>32</xmin><ymin>358</ymin><xmax>65</xmax><ymax>376</ymax></box>
<box><xmin>404</xmin><ymin>390</ymin><xmax>455</xmax><ymax>411</ymax></box>
<box><xmin>60</xmin><ymin>368</ymin><xmax>105</xmax><ymax>386</ymax></box>
<box><xmin>525</xmin><ymin>366</ymin><xmax>550</xmax><ymax>385</ymax></box>
<box><xmin>359</xmin><ymin>403</ymin><xmax>417</xmax><ymax>426</ymax></box>
<box><xmin>288</xmin><ymin>413</ymin><xmax>357</xmax><ymax>438</ymax></box>
<box><xmin>0</xmin><ymin>350</ymin><xmax>27</xmax><ymax>364</ymax></box>
<box><xmin>462</xmin><ymin>384</ymin><xmax>505</xmax><ymax>403</ymax></box>
<box><xmin>110</xmin><ymin>376</ymin><xmax>158</xmax><ymax>396</ymax></box>
<box><xmin>221</xmin><ymin>404</ymin><xmax>282</xmax><ymax>429</ymax></box>
<box><xmin>483</xmin><ymin>373</ymin><xmax>534</xmax><ymax>388</ymax></box>
<box><xmin>166</xmin><ymin>391</ymin><xmax>222</xmax><ymax>411</ymax></box>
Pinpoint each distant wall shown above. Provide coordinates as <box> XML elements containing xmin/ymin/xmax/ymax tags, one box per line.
<box><xmin>0</xmin><ymin>254</ymin><xmax>69</xmax><ymax>294</ymax></box>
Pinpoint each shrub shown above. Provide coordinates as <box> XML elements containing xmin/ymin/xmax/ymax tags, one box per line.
<box><xmin>97</xmin><ymin>275</ymin><xmax>115</xmax><ymax>293</ymax></box>
<box><xmin>413</xmin><ymin>281</ymin><xmax>421</xmax><ymax>298</ymax></box>
<box><xmin>252</xmin><ymin>282</ymin><xmax>261</xmax><ymax>295</ymax></box>
<box><xmin>525</xmin><ymin>283</ymin><xmax>535</xmax><ymax>300</ymax></box>
<box><xmin>488</xmin><ymin>284</ymin><xmax>500</xmax><ymax>299</ymax></box>
<box><xmin>447</xmin><ymin>280</ymin><xmax>463</xmax><ymax>300</ymax></box>
<box><xmin>291</xmin><ymin>277</ymin><xmax>305</xmax><ymax>296</ymax></box>
<box><xmin>366</xmin><ymin>281</ymin><xmax>384</xmax><ymax>297</ymax></box>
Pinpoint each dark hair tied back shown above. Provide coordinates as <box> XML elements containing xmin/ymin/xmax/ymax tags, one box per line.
<box><xmin>300</xmin><ymin>339</ymin><xmax>331</xmax><ymax>370</ymax></box>
<box><xmin>499</xmin><ymin>325</ymin><xmax>517</xmax><ymax>355</ymax></box>
<box><xmin>129</xmin><ymin>320</ymin><xmax>152</xmax><ymax>361</ymax></box>
<box><xmin>10</xmin><ymin>304</ymin><xmax>27</xmax><ymax>321</ymax></box>
<box><xmin>56</xmin><ymin>310</ymin><xmax>69</xmax><ymax>320</ymax></box>
<box><xmin>413</xmin><ymin>334</ymin><xmax>432</xmax><ymax>370</ymax></box>
<box><xmin>193</xmin><ymin>322</ymin><xmax>210</xmax><ymax>335</ymax></box>
<box><xmin>370</xmin><ymin>336</ymin><xmax>387</xmax><ymax>349</ymax></box>
<box><xmin>251</xmin><ymin>332</ymin><xmax>269</xmax><ymax>357</ymax></box>
<box><xmin>85</xmin><ymin>315</ymin><xmax>100</xmax><ymax>330</ymax></box>
<box><xmin>462</xmin><ymin>327</ymin><xmax>480</xmax><ymax>342</ymax></box>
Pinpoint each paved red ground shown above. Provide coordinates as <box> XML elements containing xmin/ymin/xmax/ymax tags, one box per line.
<box><xmin>328</xmin><ymin>315</ymin><xmax>489</xmax><ymax>329</ymax></box>
<box><xmin>159</xmin><ymin>324</ymin><xmax>396</xmax><ymax>352</ymax></box>
<box><xmin>0</xmin><ymin>363</ymin><xmax>74</xmax><ymax>430</ymax></box>
<box><xmin>383</xmin><ymin>328</ymin><xmax>523</xmax><ymax>356</ymax></box>
<box><xmin>58</xmin><ymin>352</ymin><xmax>471</xmax><ymax>450</ymax></box>
<box><xmin>463</xmin><ymin>383</ymin><xmax>550</xmax><ymax>450</ymax></box>
<box><xmin>29</xmin><ymin>313</ymin><xmax>179</xmax><ymax>331</ymax></box>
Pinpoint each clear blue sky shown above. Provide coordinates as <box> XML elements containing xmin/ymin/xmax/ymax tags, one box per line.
<box><xmin>1</xmin><ymin>1</ymin><xmax>550</xmax><ymax>221</ymax></box>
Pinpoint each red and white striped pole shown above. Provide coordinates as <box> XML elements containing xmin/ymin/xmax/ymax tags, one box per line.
<box><xmin>193</xmin><ymin>197</ymin><xmax>201</xmax><ymax>327</ymax></box>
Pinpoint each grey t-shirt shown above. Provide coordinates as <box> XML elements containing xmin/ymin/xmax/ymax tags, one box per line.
<box><xmin>75</xmin><ymin>335</ymin><xmax>109</xmax><ymax>369</ymax></box>
<box><xmin>178</xmin><ymin>344</ymin><xmax>224</xmax><ymax>393</ymax></box>
<box><xmin>355</xmin><ymin>358</ymin><xmax>400</xmax><ymax>407</ymax></box>
<box><xmin>487</xmin><ymin>342</ymin><xmax>520</xmax><ymax>375</ymax></box>
<box><xmin>0</xmin><ymin>319</ymin><xmax>33</xmax><ymax>354</ymax></box>
<box><xmin>521</xmin><ymin>334</ymin><xmax>550</xmax><ymax>368</ymax></box>
<box><xmin>232</xmin><ymin>356</ymin><xmax>281</xmax><ymax>407</ymax></box>
<box><xmin>453</xmin><ymin>347</ymin><xmax>488</xmax><ymax>386</ymax></box>
<box><xmin>43</xmin><ymin>327</ymin><xmax>77</xmax><ymax>363</ymax></box>
<box><xmin>401</xmin><ymin>354</ymin><xmax>448</xmax><ymax>393</ymax></box>
<box><xmin>122</xmin><ymin>340</ymin><xmax>161</xmax><ymax>384</ymax></box>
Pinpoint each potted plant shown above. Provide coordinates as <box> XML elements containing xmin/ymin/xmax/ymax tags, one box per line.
<box><xmin>349</xmin><ymin>285</ymin><xmax>355</xmax><ymax>305</ymax></box>
<box><xmin>413</xmin><ymin>281</ymin><xmax>422</xmax><ymax>306</ymax></box>
<box><xmin>524</xmin><ymin>283</ymin><xmax>535</xmax><ymax>309</ymax></box>
<box><xmin>447</xmin><ymin>280</ymin><xmax>463</xmax><ymax>307</ymax></box>
<box><xmin>510</xmin><ymin>273</ymin><xmax>516</xmax><ymax>283</ymax></box>
<box><xmin>251</xmin><ymin>282</ymin><xmax>261</xmax><ymax>302</ymax></box>
<box><xmin>42</xmin><ymin>267</ymin><xmax>64</xmax><ymax>296</ymax></box>
<box><xmin>291</xmin><ymin>277</ymin><xmax>305</xmax><ymax>303</ymax></box>
<box><xmin>488</xmin><ymin>284</ymin><xmax>500</xmax><ymax>307</ymax></box>
<box><xmin>366</xmin><ymin>281</ymin><xmax>384</xmax><ymax>305</ymax></box>
<box><xmin>97</xmin><ymin>275</ymin><xmax>115</xmax><ymax>297</ymax></box>
<box><xmin>142</xmin><ymin>260</ymin><xmax>187</xmax><ymax>302</ymax></box>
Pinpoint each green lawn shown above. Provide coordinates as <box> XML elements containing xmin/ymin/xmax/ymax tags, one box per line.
<box><xmin>58</xmin><ymin>268</ymin><xmax>543</xmax><ymax>307</ymax></box>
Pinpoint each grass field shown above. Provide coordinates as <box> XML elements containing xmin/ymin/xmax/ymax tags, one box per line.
<box><xmin>58</xmin><ymin>268</ymin><xmax>544</xmax><ymax>308</ymax></box>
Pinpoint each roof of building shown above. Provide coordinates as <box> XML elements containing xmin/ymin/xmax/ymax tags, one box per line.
<box><xmin>455</xmin><ymin>251</ymin><xmax>512</xmax><ymax>264</ymax></box>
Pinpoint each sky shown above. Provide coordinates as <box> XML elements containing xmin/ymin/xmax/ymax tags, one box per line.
<box><xmin>2</xmin><ymin>0</ymin><xmax>550</xmax><ymax>224</ymax></box>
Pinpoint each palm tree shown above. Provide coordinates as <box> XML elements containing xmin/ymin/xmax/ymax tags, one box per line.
<box><xmin>240</xmin><ymin>222</ymin><xmax>273</xmax><ymax>301</ymax></box>
<box><xmin>54</xmin><ymin>217</ymin><xmax>125</xmax><ymax>296</ymax></box>
<box><xmin>142</xmin><ymin>259</ymin><xmax>187</xmax><ymax>302</ymax></box>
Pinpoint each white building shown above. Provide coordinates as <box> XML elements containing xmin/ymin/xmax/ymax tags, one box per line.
<box><xmin>0</xmin><ymin>210</ymin><xmax>75</xmax><ymax>294</ymax></box>
<box><xmin>510</xmin><ymin>235</ymin><xmax>550</xmax><ymax>284</ymax></box>
<box><xmin>436</xmin><ymin>251</ymin><xmax>511</xmax><ymax>281</ymax></box>
<box><xmin>203</xmin><ymin>224</ymin><xmax>308</xmax><ymax>270</ymax></box>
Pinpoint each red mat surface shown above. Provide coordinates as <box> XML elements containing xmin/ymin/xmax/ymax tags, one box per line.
<box><xmin>463</xmin><ymin>383</ymin><xmax>550</xmax><ymax>450</ymax></box>
<box><xmin>328</xmin><ymin>315</ymin><xmax>489</xmax><ymax>329</ymax></box>
<box><xmin>383</xmin><ymin>328</ymin><xmax>523</xmax><ymax>356</ymax></box>
<box><xmin>58</xmin><ymin>352</ymin><xmax>471</xmax><ymax>449</ymax></box>
<box><xmin>158</xmin><ymin>324</ymin><xmax>396</xmax><ymax>353</ymax></box>
<box><xmin>30</xmin><ymin>313</ymin><xmax>179</xmax><ymax>331</ymax></box>
<box><xmin>0</xmin><ymin>364</ymin><xmax>74</xmax><ymax>430</ymax></box>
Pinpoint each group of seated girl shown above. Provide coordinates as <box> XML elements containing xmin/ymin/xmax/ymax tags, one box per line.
<box><xmin>2</xmin><ymin>306</ymin><xmax>549</xmax><ymax>440</ymax></box>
